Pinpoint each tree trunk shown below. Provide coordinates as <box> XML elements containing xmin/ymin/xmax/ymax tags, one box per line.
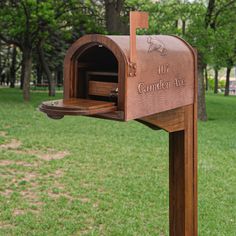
<box><xmin>56</xmin><ymin>66</ymin><xmax>63</xmax><ymax>85</ymax></box>
<box><xmin>0</xmin><ymin>68</ymin><xmax>2</xmax><ymax>85</ymax></box>
<box><xmin>10</xmin><ymin>45</ymin><xmax>17</xmax><ymax>88</ymax></box>
<box><xmin>0</xmin><ymin>40</ymin><xmax>2</xmax><ymax>84</ymax></box>
<box><xmin>36</xmin><ymin>65</ymin><xmax>42</xmax><ymax>84</ymax></box>
<box><xmin>205</xmin><ymin>0</ymin><xmax>215</xmax><ymax>28</ymax></box>
<box><xmin>214</xmin><ymin>67</ymin><xmax>218</xmax><ymax>94</ymax></box>
<box><xmin>197</xmin><ymin>55</ymin><xmax>208</xmax><ymax>121</ymax></box>
<box><xmin>48</xmin><ymin>75</ymin><xmax>56</xmax><ymax>96</ymax></box>
<box><xmin>22</xmin><ymin>48</ymin><xmax>32</xmax><ymax>101</ymax></box>
<box><xmin>175</xmin><ymin>20</ymin><xmax>178</xmax><ymax>29</ymax></box>
<box><xmin>5</xmin><ymin>46</ymin><xmax>11</xmax><ymax>86</ymax></box>
<box><xmin>6</xmin><ymin>68</ymin><xmax>10</xmax><ymax>86</ymax></box>
<box><xmin>104</xmin><ymin>0</ymin><xmax>128</xmax><ymax>34</ymax></box>
<box><xmin>224</xmin><ymin>67</ymin><xmax>231</xmax><ymax>96</ymax></box>
<box><xmin>182</xmin><ymin>20</ymin><xmax>186</xmax><ymax>35</ymax></box>
<box><xmin>20</xmin><ymin>59</ymin><xmax>24</xmax><ymax>90</ymax></box>
<box><xmin>204</xmin><ymin>65</ymin><xmax>208</xmax><ymax>91</ymax></box>
<box><xmin>38</xmin><ymin>44</ymin><xmax>55</xmax><ymax>96</ymax></box>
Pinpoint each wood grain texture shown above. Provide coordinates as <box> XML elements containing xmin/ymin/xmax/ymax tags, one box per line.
<box><xmin>137</xmin><ymin>107</ymin><xmax>185</xmax><ymax>132</ymax></box>
<box><xmin>39</xmin><ymin>98</ymin><xmax>117</xmax><ymax>117</ymax></box>
<box><xmin>169</xmin><ymin>104</ymin><xmax>197</xmax><ymax>236</ymax></box>
<box><xmin>86</xmin><ymin>71</ymin><xmax>118</xmax><ymax>77</ymax></box>
<box><xmin>130</xmin><ymin>11</ymin><xmax>149</xmax><ymax>64</ymax></box>
<box><xmin>88</xmin><ymin>81</ymin><xmax>118</xmax><ymax>97</ymax></box>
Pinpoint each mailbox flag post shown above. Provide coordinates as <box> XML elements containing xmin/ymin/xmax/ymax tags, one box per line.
<box><xmin>130</xmin><ymin>11</ymin><xmax>149</xmax><ymax>65</ymax></box>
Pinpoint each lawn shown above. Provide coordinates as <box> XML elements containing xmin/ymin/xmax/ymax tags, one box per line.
<box><xmin>0</xmin><ymin>88</ymin><xmax>235</xmax><ymax>236</ymax></box>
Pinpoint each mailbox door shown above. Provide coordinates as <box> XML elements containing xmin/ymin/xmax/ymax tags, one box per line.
<box><xmin>40</xmin><ymin>35</ymin><xmax>128</xmax><ymax>120</ymax></box>
<box><xmin>39</xmin><ymin>98</ymin><xmax>117</xmax><ymax>119</ymax></box>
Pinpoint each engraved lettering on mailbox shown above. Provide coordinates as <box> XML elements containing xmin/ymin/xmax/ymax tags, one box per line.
<box><xmin>138</xmin><ymin>80</ymin><xmax>171</xmax><ymax>94</ymax></box>
<box><xmin>138</xmin><ymin>78</ymin><xmax>185</xmax><ymax>95</ymax></box>
<box><xmin>174</xmin><ymin>78</ymin><xmax>185</xmax><ymax>87</ymax></box>
<box><xmin>158</xmin><ymin>64</ymin><xmax>169</xmax><ymax>75</ymax></box>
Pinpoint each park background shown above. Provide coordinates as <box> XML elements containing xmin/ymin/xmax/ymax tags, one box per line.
<box><xmin>0</xmin><ymin>0</ymin><xmax>235</xmax><ymax>235</ymax></box>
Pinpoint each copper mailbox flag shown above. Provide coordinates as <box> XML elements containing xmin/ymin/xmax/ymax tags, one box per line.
<box><xmin>40</xmin><ymin>13</ymin><xmax>196</xmax><ymax>121</ymax></box>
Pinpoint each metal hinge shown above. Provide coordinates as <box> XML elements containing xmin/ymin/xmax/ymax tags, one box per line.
<box><xmin>128</xmin><ymin>62</ymin><xmax>137</xmax><ymax>77</ymax></box>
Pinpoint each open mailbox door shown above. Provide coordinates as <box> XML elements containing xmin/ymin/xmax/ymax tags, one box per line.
<box><xmin>40</xmin><ymin>98</ymin><xmax>117</xmax><ymax>119</ymax></box>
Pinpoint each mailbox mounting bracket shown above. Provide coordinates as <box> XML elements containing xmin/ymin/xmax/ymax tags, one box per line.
<box><xmin>137</xmin><ymin>103</ymin><xmax>198</xmax><ymax>236</ymax></box>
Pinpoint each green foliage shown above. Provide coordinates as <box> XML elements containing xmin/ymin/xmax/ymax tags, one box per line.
<box><xmin>0</xmin><ymin>0</ymin><xmax>105</xmax><ymax>58</ymax></box>
<box><xmin>127</xmin><ymin>0</ymin><xmax>236</xmax><ymax>69</ymax></box>
<box><xmin>0</xmin><ymin>0</ymin><xmax>235</xmax><ymax>70</ymax></box>
<box><xmin>219</xmin><ymin>79</ymin><xmax>226</xmax><ymax>89</ymax></box>
<box><xmin>208</xmin><ymin>77</ymin><xmax>226</xmax><ymax>90</ymax></box>
<box><xmin>208</xmin><ymin>78</ymin><xmax>215</xmax><ymax>90</ymax></box>
<box><xmin>0</xmin><ymin>0</ymin><xmax>106</xmax><ymax>100</ymax></box>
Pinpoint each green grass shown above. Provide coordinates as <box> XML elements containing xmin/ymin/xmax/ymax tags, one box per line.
<box><xmin>0</xmin><ymin>88</ymin><xmax>235</xmax><ymax>236</ymax></box>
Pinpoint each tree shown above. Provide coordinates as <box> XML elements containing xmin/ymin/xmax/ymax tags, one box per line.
<box><xmin>204</xmin><ymin>0</ymin><xmax>236</xmax><ymax>96</ymax></box>
<box><xmin>103</xmin><ymin>0</ymin><xmax>128</xmax><ymax>34</ymax></box>
<box><xmin>0</xmin><ymin>41</ymin><xmax>11</xmax><ymax>86</ymax></box>
<box><xmin>95</xmin><ymin>0</ymin><xmax>153</xmax><ymax>34</ymax></box>
<box><xmin>0</xmin><ymin>0</ymin><xmax>80</xmax><ymax>100</ymax></box>
<box><xmin>9</xmin><ymin>45</ymin><xmax>17</xmax><ymax>88</ymax></box>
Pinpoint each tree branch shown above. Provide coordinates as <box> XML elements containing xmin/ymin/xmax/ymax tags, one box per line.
<box><xmin>0</xmin><ymin>34</ymin><xmax>21</xmax><ymax>49</ymax></box>
<box><xmin>116</xmin><ymin>0</ymin><xmax>124</xmax><ymax>13</ymax></box>
<box><xmin>210</xmin><ymin>0</ymin><xmax>236</xmax><ymax>30</ymax></box>
<box><xmin>20</xmin><ymin>1</ymin><xmax>30</xmax><ymax>42</ymax></box>
<box><xmin>205</xmin><ymin>0</ymin><xmax>215</xmax><ymax>28</ymax></box>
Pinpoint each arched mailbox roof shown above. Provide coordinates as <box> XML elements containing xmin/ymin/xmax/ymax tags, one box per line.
<box><xmin>107</xmin><ymin>35</ymin><xmax>195</xmax><ymax>63</ymax></box>
<box><xmin>64</xmin><ymin>34</ymin><xmax>195</xmax><ymax>76</ymax></box>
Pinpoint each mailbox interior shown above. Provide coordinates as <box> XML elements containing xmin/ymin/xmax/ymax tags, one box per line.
<box><xmin>76</xmin><ymin>44</ymin><xmax>118</xmax><ymax>103</ymax></box>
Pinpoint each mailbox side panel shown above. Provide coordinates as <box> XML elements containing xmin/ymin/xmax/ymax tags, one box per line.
<box><xmin>125</xmin><ymin>36</ymin><xmax>195</xmax><ymax>121</ymax></box>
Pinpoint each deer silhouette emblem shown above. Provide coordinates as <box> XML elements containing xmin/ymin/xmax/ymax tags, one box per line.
<box><xmin>147</xmin><ymin>36</ymin><xmax>167</xmax><ymax>56</ymax></box>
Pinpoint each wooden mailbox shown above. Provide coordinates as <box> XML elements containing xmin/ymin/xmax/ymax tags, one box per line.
<box><xmin>40</xmin><ymin>12</ymin><xmax>198</xmax><ymax>236</ymax></box>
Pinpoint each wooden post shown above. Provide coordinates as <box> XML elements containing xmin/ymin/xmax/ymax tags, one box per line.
<box><xmin>139</xmin><ymin>103</ymin><xmax>197</xmax><ymax>236</ymax></box>
<box><xmin>169</xmin><ymin>105</ymin><xmax>197</xmax><ymax>236</ymax></box>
